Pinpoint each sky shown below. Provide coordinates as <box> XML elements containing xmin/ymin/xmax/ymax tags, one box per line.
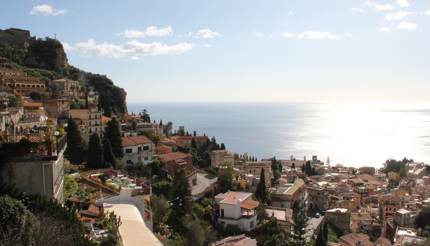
<box><xmin>1</xmin><ymin>0</ymin><xmax>430</xmax><ymax>102</ymax></box>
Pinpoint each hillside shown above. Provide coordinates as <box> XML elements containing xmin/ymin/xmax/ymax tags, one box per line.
<box><xmin>0</xmin><ymin>28</ymin><xmax>127</xmax><ymax>117</ymax></box>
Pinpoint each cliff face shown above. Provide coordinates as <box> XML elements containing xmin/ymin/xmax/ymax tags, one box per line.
<box><xmin>0</xmin><ymin>28</ymin><xmax>128</xmax><ymax>117</ymax></box>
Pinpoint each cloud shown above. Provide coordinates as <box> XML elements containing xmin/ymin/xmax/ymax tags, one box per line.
<box><xmin>30</xmin><ymin>4</ymin><xmax>66</xmax><ymax>16</ymax></box>
<box><xmin>379</xmin><ymin>27</ymin><xmax>392</xmax><ymax>32</ymax></box>
<box><xmin>351</xmin><ymin>8</ymin><xmax>364</xmax><ymax>13</ymax></box>
<box><xmin>364</xmin><ymin>2</ymin><xmax>395</xmax><ymax>11</ymax></box>
<box><xmin>61</xmin><ymin>42</ymin><xmax>75</xmax><ymax>52</ymax></box>
<box><xmin>426</xmin><ymin>10</ymin><xmax>430</xmax><ymax>15</ymax></box>
<box><xmin>72</xmin><ymin>39</ymin><xmax>193</xmax><ymax>59</ymax></box>
<box><xmin>385</xmin><ymin>11</ymin><xmax>414</xmax><ymax>21</ymax></box>
<box><xmin>397</xmin><ymin>0</ymin><xmax>410</xmax><ymax>8</ymax></box>
<box><xmin>397</xmin><ymin>21</ymin><xmax>417</xmax><ymax>30</ymax></box>
<box><xmin>118</xmin><ymin>26</ymin><xmax>173</xmax><ymax>39</ymax></box>
<box><xmin>255</xmin><ymin>32</ymin><xmax>265</xmax><ymax>39</ymax></box>
<box><xmin>194</xmin><ymin>29</ymin><xmax>220</xmax><ymax>39</ymax></box>
<box><xmin>281</xmin><ymin>33</ymin><xmax>295</xmax><ymax>39</ymax></box>
<box><xmin>298</xmin><ymin>31</ymin><xmax>341</xmax><ymax>40</ymax></box>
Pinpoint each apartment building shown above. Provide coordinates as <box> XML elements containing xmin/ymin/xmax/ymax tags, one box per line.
<box><xmin>215</xmin><ymin>191</ymin><xmax>259</xmax><ymax>232</ymax></box>
<box><xmin>122</xmin><ymin>135</ymin><xmax>154</xmax><ymax>165</ymax></box>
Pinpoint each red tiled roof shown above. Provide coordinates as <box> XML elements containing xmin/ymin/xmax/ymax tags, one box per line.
<box><xmin>158</xmin><ymin>152</ymin><xmax>191</xmax><ymax>162</ymax></box>
<box><xmin>240</xmin><ymin>199</ymin><xmax>259</xmax><ymax>210</ymax></box>
<box><xmin>122</xmin><ymin>135</ymin><xmax>152</xmax><ymax>147</ymax></box>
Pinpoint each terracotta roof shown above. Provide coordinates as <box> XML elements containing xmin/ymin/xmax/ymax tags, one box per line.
<box><xmin>158</xmin><ymin>152</ymin><xmax>191</xmax><ymax>162</ymax></box>
<box><xmin>122</xmin><ymin>136</ymin><xmax>152</xmax><ymax>147</ymax></box>
<box><xmin>101</xmin><ymin>115</ymin><xmax>111</xmax><ymax>125</ymax></box>
<box><xmin>240</xmin><ymin>199</ymin><xmax>259</xmax><ymax>210</ymax></box>
<box><xmin>215</xmin><ymin>191</ymin><xmax>253</xmax><ymax>205</ymax></box>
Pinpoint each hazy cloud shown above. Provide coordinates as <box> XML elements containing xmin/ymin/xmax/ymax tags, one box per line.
<box><xmin>364</xmin><ymin>2</ymin><xmax>395</xmax><ymax>11</ymax></box>
<box><xmin>298</xmin><ymin>31</ymin><xmax>341</xmax><ymax>40</ymax></box>
<box><xmin>426</xmin><ymin>10</ymin><xmax>430</xmax><ymax>15</ymax></box>
<box><xmin>281</xmin><ymin>33</ymin><xmax>295</xmax><ymax>39</ymax></box>
<box><xmin>397</xmin><ymin>21</ymin><xmax>417</xmax><ymax>30</ymax></box>
<box><xmin>379</xmin><ymin>27</ymin><xmax>391</xmax><ymax>32</ymax></box>
<box><xmin>194</xmin><ymin>29</ymin><xmax>220</xmax><ymax>39</ymax></box>
<box><xmin>385</xmin><ymin>11</ymin><xmax>414</xmax><ymax>21</ymax></box>
<box><xmin>30</xmin><ymin>4</ymin><xmax>66</xmax><ymax>16</ymax></box>
<box><xmin>118</xmin><ymin>26</ymin><xmax>173</xmax><ymax>39</ymax></box>
<box><xmin>351</xmin><ymin>8</ymin><xmax>364</xmax><ymax>13</ymax></box>
<box><xmin>397</xmin><ymin>0</ymin><xmax>410</xmax><ymax>8</ymax></box>
<box><xmin>72</xmin><ymin>39</ymin><xmax>193</xmax><ymax>59</ymax></box>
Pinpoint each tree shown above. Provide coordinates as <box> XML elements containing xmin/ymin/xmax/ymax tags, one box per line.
<box><xmin>65</xmin><ymin>118</ymin><xmax>86</xmax><ymax>164</ymax></box>
<box><xmin>250</xmin><ymin>219</ymin><xmax>288</xmax><ymax>246</ymax></box>
<box><xmin>255</xmin><ymin>168</ymin><xmax>267</xmax><ymax>203</ymax></box>
<box><xmin>87</xmin><ymin>133</ymin><xmax>104</xmax><ymax>169</ymax></box>
<box><xmin>304</xmin><ymin>161</ymin><xmax>316</xmax><ymax>176</ymax></box>
<box><xmin>103</xmin><ymin>137</ymin><xmax>116</xmax><ymax>168</ymax></box>
<box><xmin>218</xmin><ymin>166</ymin><xmax>233</xmax><ymax>193</ymax></box>
<box><xmin>167</xmin><ymin>169</ymin><xmax>192</xmax><ymax>233</ymax></box>
<box><xmin>151</xmin><ymin>195</ymin><xmax>170</xmax><ymax>232</ymax></box>
<box><xmin>104</xmin><ymin>117</ymin><xmax>123</xmax><ymax>158</ymax></box>
<box><xmin>316</xmin><ymin>222</ymin><xmax>328</xmax><ymax>246</ymax></box>
<box><xmin>290</xmin><ymin>201</ymin><xmax>308</xmax><ymax>246</ymax></box>
<box><xmin>220</xmin><ymin>143</ymin><xmax>226</xmax><ymax>150</ymax></box>
<box><xmin>63</xmin><ymin>175</ymin><xmax>78</xmax><ymax>200</ymax></box>
<box><xmin>415</xmin><ymin>207</ymin><xmax>430</xmax><ymax>230</ymax></box>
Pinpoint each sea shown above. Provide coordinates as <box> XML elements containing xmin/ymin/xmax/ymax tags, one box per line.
<box><xmin>128</xmin><ymin>102</ymin><xmax>430</xmax><ymax>168</ymax></box>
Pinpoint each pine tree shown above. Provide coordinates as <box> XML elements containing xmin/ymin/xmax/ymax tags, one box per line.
<box><xmin>65</xmin><ymin>118</ymin><xmax>86</xmax><ymax>164</ymax></box>
<box><xmin>290</xmin><ymin>201</ymin><xmax>308</xmax><ymax>246</ymax></box>
<box><xmin>87</xmin><ymin>133</ymin><xmax>104</xmax><ymax>169</ymax></box>
<box><xmin>167</xmin><ymin>169</ymin><xmax>192</xmax><ymax>233</ymax></box>
<box><xmin>103</xmin><ymin>137</ymin><xmax>116</xmax><ymax>168</ymax></box>
<box><xmin>104</xmin><ymin>117</ymin><xmax>123</xmax><ymax>158</ymax></box>
<box><xmin>220</xmin><ymin>143</ymin><xmax>226</xmax><ymax>150</ymax></box>
<box><xmin>255</xmin><ymin>168</ymin><xmax>267</xmax><ymax>203</ymax></box>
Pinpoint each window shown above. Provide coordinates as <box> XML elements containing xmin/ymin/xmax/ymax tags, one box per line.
<box><xmin>125</xmin><ymin>148</ymin><xmax>132</xmax><ymax>154</ymax></box>
<box><xmin>221</xmin><ymin>209</ymin><xmax>224</xmax><ymax>217</ymax></box>
<box><xmin>143</xmin><ymin>146</ymin><xmax>149</xmax><ymax>151</ymax></box>
<box><xmin>250</xmin><ymin>221</ymin><xmax>255</xmax><ymax>229</ymax></box>
<box><xmin>138</xmin><ymin>147</ymin><xmax>142</xmax><ymax>152</ymax></box>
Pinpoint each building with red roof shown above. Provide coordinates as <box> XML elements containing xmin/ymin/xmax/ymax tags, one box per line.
<box><xmin>158</xmin><ymin>152</ymin><xmax>197</xmax><ymax>186</ymax></box>
<box><xmin>122</xmin><ymin>135</ymin><xmax>154</xmax><ymax>165</ymax></box>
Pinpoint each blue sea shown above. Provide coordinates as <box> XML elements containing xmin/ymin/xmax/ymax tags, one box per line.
<box><xmin>128</xmin><ymin>102</ymin><xmax>430</xmax><ymax>167</ymax></box>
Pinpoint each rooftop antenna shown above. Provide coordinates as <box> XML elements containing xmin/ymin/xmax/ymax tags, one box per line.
<box><xmin>54</xmin><ymin>33</ymin><xmax>57</xmax><ymax>40</ymax></box>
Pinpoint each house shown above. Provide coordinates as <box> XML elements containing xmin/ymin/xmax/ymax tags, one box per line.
<box><xmin>69</xmin><ymin>104</ymin><xmax>103</xmax><ymax>139</ymax></box>
<box><xmin>122</xmin><ymin>135</ymin><xmax>154</xmax><ymax>165</ymax></box>
<box><xmin>265</xmin><ymin>207</ymin><xmax>293</xmax><ymax>233</ymax></box>
<box><xmin>325</xmin><ymin>208</ymin><xmax>351</xmax><ymax>234</ymax></box>
<box><xmin>211</xmin><ymin>150</ymin><xmax>235</xmax><ymax>167</ymax></box>
<box><xmin>271</xmin><ymin>178</ymin><xmax>306</xmax><ymax>208</ymax></box>
<box><xmin>211</xmin><ymin>235</ymin><xmax>257</xmax><ymax>246</ymax></box>
<box><xmin>338</xmin><ymin>233</ymin><xmax>374</xmax><ymax>246</ymax></box>
<box><xmin>51</xmin><ymin>78</ymin><xmax>81</xmax><ymax>98</ymax></box>
<box><xmin>0</xmin><ymin>68</ymin><xmax>47</xmax><ymax>96</ymax></box>
<box><xmin>0</xmin><ymin>134</ymin><xmax>67</xmax><ymax>203</ymax></box>
<box><xmin>43</xmin><ymin>98</ymin><xmax>70</xmax><ymax>119</ymax></box>
<box><xmin>215</xmin><ymin>191</ymin><xmax>259</xmax><ymax>232</ymax></box>
<box><xmin>308</xmin><ymin>186</ymin><xmax>329</xmax><ymax>211</ymax></box>
<box><xmin>158</xmin><ymin>152</ymin><xmax>197</xmax><ymax>185</ymax></box>
<box><xmin>238</xmin><ymin>161</ymin><xmax>273</xmax><ymax>187</ymax></box>
<box><xmin>379</xmin><ymin>195</ymin><xmax>402</xmax><ymax>221</ymax></box>
<box><xmin>394</xmin><ymin>209</ymin><xmax>415</xmax><ymax>228</ymax></box>
<box><xmin>171</xmin><ymin>135</ymin><xmax>209</xmax><ymax>148</ymax></box>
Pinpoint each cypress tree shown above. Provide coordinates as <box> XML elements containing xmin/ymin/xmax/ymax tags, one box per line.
<box><xmin>104</xmin><ymin>117</ymin><xmax>123</xmax><ymax>158</ymax></box>
<box><xmin>65</xmin><ymin>118</ymin><xmax>86</xmax><ymax>164</ymax></box>
<box><xmin>87</xmin><ymin>133</ymin><xmax>103</xmax><ymax>169</ymax></box>
<box><xmin>167</xmin><ymin>169</ymin><xmax>192</xmax><ymax>233</ymax></box>
<box><xmin>290</xmin><ymin>201</ymin><xmax>308</xmax><ymax>246</ymax></box>
<box><xmin>103</xmin><ymin>137</ymin><xmax>116</xmax><ymax>168</ymax></box>
<box><xmin>255</xmin><ymin>168</ymin><xmax>267</xmax><ymax>203</ymax></box>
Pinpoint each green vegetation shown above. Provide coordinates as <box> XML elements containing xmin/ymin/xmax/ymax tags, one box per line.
<box><xmin>255</xmin><ymin>168</ymin><xmax>267</xmax><ymax>203</ymax></box>
<box><xmin>415</xmin><ymin>206</ymin><xmax>430</xmax><ymax>236</ymax></box>
<box><xmin>382</xmin><ymin>158</ymin><xmax>412</xmax><ymax>178</ymax></box>
<box><xmin>87</xmin><ymin>133</ymin><xmax>104</xmax><ymax>169</ymax></box>
<box><xmin>315</xmin><ymin>222</ymin><xmax>328</xmax><ymax>246</ymax></box>
<box><xmin>65</xmin><ymin>118</ymin><xmax>86</xmax><ymax>164</ymax></box>
<box><xmin>249</xmin><ymin>219</ymin><xmax>288</xmax><ymax>246</ymax></box>
<box><xmin>303</xmin><ymin>161</ymin><xmax>317</xmax><ymax>176</ymax></box>
<box><xmin>271</xmin><ymin>157</ymin><xmax>282</xmax><ymax>183</ymax></box>
<box><xmin>64</xmin><ymin>175</ymin><xmax>79</xmax><ymax>201</ymax></box>
<box><xmin>104</xmin><ymin>117</ymin><xmax>123</xmax><ymax>159</ymax></box>
<box><xmin>103</xmin><ymin>138</ymin><xmax>116</xmax><ymax>168</ymax></box>
<box><xmin>0</xmin><ymin>183</ymin><xmax>94</xmax><ymax>245</ymax></box>
<box><xmin>85</xmin><ymin>73</ymin><xmax>127</xmax><ymax>117</ymax></box>
<box><xmin>289</xmin><ymin>201</ymin><xmax>308</xmax><ymax>246</ymax></box>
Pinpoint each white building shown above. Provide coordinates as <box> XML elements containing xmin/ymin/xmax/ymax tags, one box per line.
<box><xmin>215</xmin><ymin>191</ymin><xmax>259</xmax><ymax>232</ymax></box>
<box><xmin>122</xmin><ymin>136</ymin><xmax>154</xmax><ymax>165</ymax></box>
